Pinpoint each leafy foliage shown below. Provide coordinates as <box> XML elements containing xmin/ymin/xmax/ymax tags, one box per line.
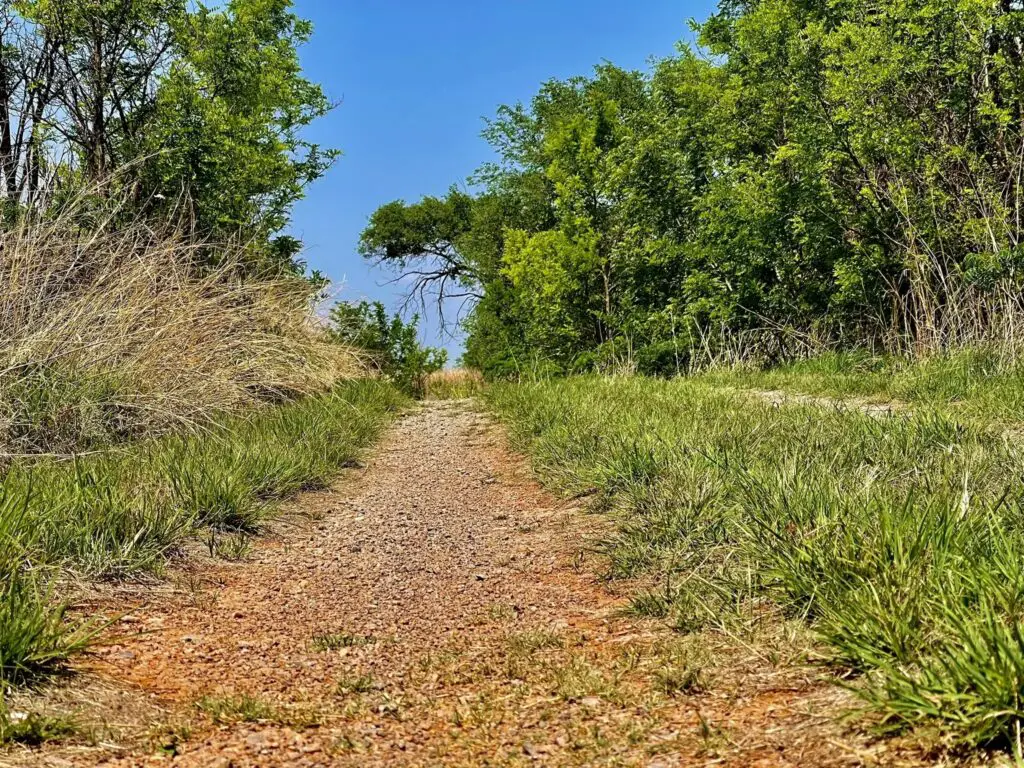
<box><xmin>365</xmin><ymin>1</ymin><xmax>1024</xmax><ymax>374</ymax></box>
<box><xmin>329</xmin><ymin>301</ymin><xmax>447</xmax><ymax>396</ymax></box>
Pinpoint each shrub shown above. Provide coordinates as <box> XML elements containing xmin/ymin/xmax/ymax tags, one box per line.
<box><xmin>328</xmin><ymin>300</ymin><xmax>446</xmax><ymax>396</ymax></box>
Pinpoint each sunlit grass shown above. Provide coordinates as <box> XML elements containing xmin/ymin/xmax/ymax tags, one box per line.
<box><xmin>0</xmin><ymin>380</ymin><xmax>404</xmax><ymax>686</ymax></box>
<box><xmin>700</xmin><ymin>348</ymin><xmax>1024</xmax><ymax>425</ymax></box>
<box><xmin>487</xmin><ymin>374</ymin><xmax>1024</xmax><ymax>750</ymax></box>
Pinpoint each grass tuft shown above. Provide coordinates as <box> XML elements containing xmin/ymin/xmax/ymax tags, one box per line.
<box><xmin>311</xmin><ymin>632</ymin><xmax>376</xmax><ymax>651</ymax></box>
<box><xmin>196</xmin><ymin>694</ymin><xmax>276</xmax><ymax>725</ymax></box>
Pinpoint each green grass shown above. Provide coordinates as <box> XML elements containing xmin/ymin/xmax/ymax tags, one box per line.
<box><xmin>0</xmin><ymin>708</ymin><xmax>77</xmax><ymax>746</ymax></box>
<box><xmin>486</xmin><ymin>375</ymin><xmax>1024</xmax><ymax>751</ymax></box>
<box><xmin>311</xmin><ymin>632</ymin><xmax>376</xmax><ymax>651</ymax></box>
<box><xmin>699</xmin><ymin>348</ymin><xmax>1024</xmax><ymax>425</ymax></box>
<box><xmin>0</xmin><ymin>380</ymin><xmax>404</xmax><ymax>687</ymax></box>
<box><xmin>195</xmin><ymin>692</ymin><xmax>325</xmax><ymax>729</ymax></box>
<box><xmin>195</xmin><ymin>694</ymin><xmax>277</xmax><ymax>724</ymax></box>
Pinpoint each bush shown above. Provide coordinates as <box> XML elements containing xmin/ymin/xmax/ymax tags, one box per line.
<box><xmin>329</xmin><ymin>300</ymin><xmax>446</xmax><ymax>396</ymax></box>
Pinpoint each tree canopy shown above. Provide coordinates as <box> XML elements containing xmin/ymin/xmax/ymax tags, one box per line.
<box><xmin>365</xmin><ymin>0</ymin><xmax>1024</xmax><ymax>375</ymax></box>
<box><xmin>0</xmin><ymin>0</ymin><xmax>335</xmax><ymax>271</ymax></box>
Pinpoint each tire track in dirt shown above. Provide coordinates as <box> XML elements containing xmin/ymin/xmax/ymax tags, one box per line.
<box><xmin>8</xmin><ymin>400</ymin><xmax>918</xmax><ymax>767</ymax></box>
<box><xmin>745</xmin><ymin>389</ymin><xmax>904</xmax><ymax>418</ymax></box>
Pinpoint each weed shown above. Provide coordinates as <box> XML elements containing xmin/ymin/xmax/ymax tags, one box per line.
<box><xmin>0</xmin><ymin>567</ymin><xmax>98</xmax><ymax>684</ymax></box>
<box><xmin>205</xmin><ymin>530</ymin><xmax>253</xmax><ymax>562</ymax></box>
<box><xmin>695</xmin><ymin>713</ymin><xmax>729</xmax><ymax>758</ymax></box>
<box><xmin>506</xmin><ymin>629</ymin><xmax>564</xmax><ymax>654</ymax></box>
<box><xmin>375</xmin><ymin>693</ymin><xmax>404</xmax><ymax>720</ymax></box>
<box><xmin>153</xmin><ymin>721</ymin><xmax>193</xmax><ymax>756</ymax></box>
<box><xmin>653</xmin><ymin>644</ymin><xmax>709</xmax><ymax>696</ymax></box>
<box><xmin>0</xmin><ymin>709</ymin><xmax>77</xmax><ymax>746</ymax></box>
<box><xmin>336</xmin><ymin>673</ymin><xmax>376</xmax><ymax>695</ymax></box>
<box><xmin>195</xmin><ymin>694</ymin><xmax>277</xmax><ymax>724</ymax></box>
<box><xmin>487</xmin><ymin>603</ymin><xmax>517</xmax><ymax>622</ymax></box>
<box><xmin>552</xmin><ymin>656</ymin><xmax>614</xmax><ymax>702</ymax></box>
<box><xmin>177</xmin><ymin>572</ymin><xmax>218</xmax><ymax>610</ymax></box>
<box><xmin>312</xmin><ymin>632</ymin><xmax>376</xmax><ymax>651</ymax></box>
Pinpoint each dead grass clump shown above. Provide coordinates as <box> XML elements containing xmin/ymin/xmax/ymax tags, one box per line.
<box><xmin>0</xmin><ymin>204</ymin><xmax>360</xmax><ymax>454</ymax></box>
<box><xmin>424</xmin><ymin>368</ymin><xmax>485</xmax><ymax>400</ymax></box>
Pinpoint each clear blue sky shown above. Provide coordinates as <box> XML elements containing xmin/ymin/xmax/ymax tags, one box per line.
<box><xmin>288</xmin><ymin>1</ymin><xmax>717</xmax><ymax>359</ymax></box>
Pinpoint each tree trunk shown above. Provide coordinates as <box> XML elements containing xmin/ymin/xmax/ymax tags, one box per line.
<box><xmin>89</xmin><ymin>18</ymin><xmax>105</xmax><ymax>181</ymax></box>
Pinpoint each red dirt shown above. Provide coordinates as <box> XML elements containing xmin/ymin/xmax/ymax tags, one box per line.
<box><xmin>5</xmin><ymin>401</ymin><xmax>926</xmax><ymax>767</ymax></box>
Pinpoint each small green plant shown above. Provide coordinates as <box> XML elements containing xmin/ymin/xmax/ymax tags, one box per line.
<box><xmin>311</xmin><ymin>632</ymin><xmax>376</xmax><ymax>651</ymax></box>
<box><xmin>375</xmin><ymin>692</ymin><xmax>404</xmax><ymax>720</ymax></box>
<box><xmin>487</xmin><ymin>603</ymin><xmax>517</xmax><ymax>621</ymax></box>
<box><xmin>328</xmin><ymin>300</ymin><xmax>446</xmax><ymax>397</ymax></box>
<box><xmin>204</xmin><ymin>530</ymin><xmax>253</xmax><ymax>562</ymax></box>
<box><xmin>335</xmin><ymin>673</ymin><xmax>376</xmax><ymax>695</ymax></box>
<box><xmin>154</xmin><ymin>721</ymin><xmax>193</xmax><ymax>756</ymax></box>
<box><xmin>0</xmin><ymin>709</ymin><xmax>77</xmax><ymax>746</ymax></box>
<box><xmin>552</xmin><ymin>656</ymin><xmax>614</xmax><ymax>702</ymax></box>
<box><xmin>506</xmin><ymin>629</ymin><xmax>564</xmax><ymax>654</ymax></box>
<box><xmin>196</xmin><ymin>694</ymin><xmax>276</xmax><ymax>724</ymax></box>
<box><xmin>654</xmin><ymin>656</ymin><xmax>707</xmax><ymax>696</ymax></box>
<box><xmin>0</xmin><ymin>567</ymin><xmax>97</xmax><ymax>685</ymax></box>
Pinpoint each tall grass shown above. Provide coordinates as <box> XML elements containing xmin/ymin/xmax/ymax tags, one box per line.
<box><xmin>0</xmin><ymin>200</ymin><xmax>359</xmax><ymax>454</ymax></box>
<box><xmin>487</xmin><ymin>377</ymin><xmax>1024</xmax><ymax>751</ymax></box>
<box><xmin>0</xmin><ymin>193</ymin><xmax>401</xmax><ymax>697</ymax></box>
<box><xmin>423</xmin><ymin>368</ymin><xmax>486</xmax><ymax>400</ymax></box>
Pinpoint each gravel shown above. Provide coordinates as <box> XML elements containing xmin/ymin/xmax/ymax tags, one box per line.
<box><xmin>7</xmin><ymin>401</ymin><xmax>915</xmax><ymax>767</ymax></box>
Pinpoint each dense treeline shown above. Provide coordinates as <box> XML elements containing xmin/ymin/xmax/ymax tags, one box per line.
<box><xmin>0</xmin><ymin>0</ymin><xmax>333</xmax><ymax>271</ymax></box>
<box><xmin>363</xmin><ymin>0</ymin><xmax>1024</xmax><ymax>375</ymax></box>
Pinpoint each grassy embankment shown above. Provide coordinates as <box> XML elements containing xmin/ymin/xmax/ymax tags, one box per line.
<box><xmin>487</xmin><ymin>371</ymin><xmax>1024</xmax><ymax>754</ymax></box>
<box><xmin>0</xmin><ymin>208</ymin><xmax>404</xmax><ymax>741</ymax></box>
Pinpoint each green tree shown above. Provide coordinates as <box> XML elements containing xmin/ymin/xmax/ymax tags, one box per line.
<box><xmin>365</xmin><ymin>0</ymin><xmax>1024</xmax><ymax>376</ymax></box>
<box><xmin>1</xmin><ymin>0</ymin><xmax>336</xmax><ymax>272</ymax></box>
<box><xmin>328</xmin><ymin>301</ymin><xmax>446</xmax><ymax>397</ymax></box>
<box><xmin>138</xmin><ymin>0</ymin><xmax>337</xmax><ymax>268</ymax></box>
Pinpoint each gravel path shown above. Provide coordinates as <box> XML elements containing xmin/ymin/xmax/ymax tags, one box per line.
<box><xmin>10</xmin><ymin>401</ymin><xmax>906</xmax><ymax>767</ymax></box>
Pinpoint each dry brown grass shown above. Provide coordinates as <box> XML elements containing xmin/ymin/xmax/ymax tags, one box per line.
<box><xmin>423</xmin><ymin>368</ymin><xmax>485</xmax><ymax>400</ymax></box>
<box><xmin>0</xmin><ymin>200</ymin><xmax>361</xmax><ymax>453</ymax></box>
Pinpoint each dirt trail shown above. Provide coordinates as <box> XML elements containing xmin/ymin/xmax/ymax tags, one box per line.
<box><xmin>746</xmin><ymin>389</ymin><xmax>904</xmax><ymax>418</ymax></box>
<box><xmin>10</xmin><ymin>401</ymin><xmax>909</xmax><ymax>767</ymax></box>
